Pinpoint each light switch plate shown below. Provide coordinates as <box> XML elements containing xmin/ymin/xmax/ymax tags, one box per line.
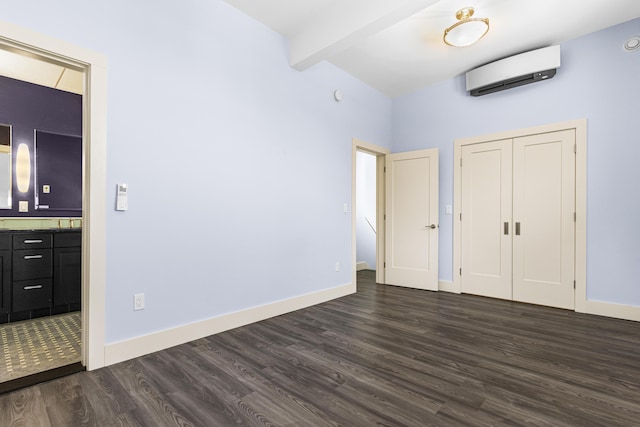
<box><xmin>116</xmin><ymin>183</ymin><xmax>128</xmax><ymax>211</ymax></box>
<box><xmin>18</xmin><ymin>201</ymin><xmax>28</xmax><ymax>212</ymax></box>
<box><xmin>43</xmin><ymin>184</ymin><xmax>50</xmax><ymax>194</ymax></box>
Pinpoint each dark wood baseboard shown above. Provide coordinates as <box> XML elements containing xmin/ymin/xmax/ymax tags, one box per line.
<box><xmin>0</xmin><ymin>362</ymin><xmax>84</xmax><ymax>395</ymax></box>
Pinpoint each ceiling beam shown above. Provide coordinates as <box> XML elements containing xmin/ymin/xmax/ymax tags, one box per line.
<box><xmin>289</xmin><ymin>0</ymin><xmax>440</xmax><ymax>70</ymax></box>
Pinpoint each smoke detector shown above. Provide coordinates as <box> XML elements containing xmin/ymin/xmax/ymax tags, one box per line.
<box><xmin>623</xmin><ymin>36</ymin><xmax>640</xmax><ymax>52</ymax></box>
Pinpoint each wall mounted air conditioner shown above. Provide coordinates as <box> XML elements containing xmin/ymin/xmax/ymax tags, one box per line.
<box><xmin>466</xmin><ymin>45</ymin><xmax>560</xmax><ymax>96</ymax></box>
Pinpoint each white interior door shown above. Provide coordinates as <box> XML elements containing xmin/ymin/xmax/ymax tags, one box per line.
<box><xmin>512</xmin><ymin>130</ymin><xmax>575</xmax><ymax>309</ymax></box>
<box><xmin>461</xmin><ymin>140</ymin><xmax>513</xmax><ymax>300</ymax></box>
<box><xmin>385</xmin><ymin>149</ymin><xmax>438</xmax><ymax>290</ymax></box>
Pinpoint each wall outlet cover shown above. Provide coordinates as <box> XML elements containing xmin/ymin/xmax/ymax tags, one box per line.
<box><xmin>18</xmin><ymin>201</ymin><xmax>28</xmax><ymax>212</ymax></box>
<box><xmin>134</xmin><ymin>293</ymin><xmax>145</xmax><ymax>311</ymax></box>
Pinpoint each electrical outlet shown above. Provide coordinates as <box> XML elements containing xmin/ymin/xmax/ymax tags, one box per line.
<box><xmin>335</xmin><ymin>261</ymin><xmax>340</xmax><ymax>272</ymax></box>
<box><xmin>134</xmin><ymin>293</ymin><xmax>145</xmax><ymax>311</ymax></box>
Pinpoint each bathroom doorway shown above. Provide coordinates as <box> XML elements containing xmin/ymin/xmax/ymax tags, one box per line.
<box><xmin>0</xmin><ymin>46</ymin><xmax>84</xmax><ymax>392</ymax></box>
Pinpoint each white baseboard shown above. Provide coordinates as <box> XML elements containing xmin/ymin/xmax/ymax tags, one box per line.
<box><xmin>356</xmin><ymin>262</ymin><xmax>370</xmax><ymax>271</ymax></box>
<box><xmin>439</xmin><ymin>280</ymin><xmax>460</xmax><ymax>294</ymax></box>
<box><xmin>104</xmin><ymin>283</ymin><xmax>354</xmax><ymax>366</ymax></box>
<box><xmin>584</xmin><ymin>300</ymin><xmax>640</xmax><ymax>322</ymax></box>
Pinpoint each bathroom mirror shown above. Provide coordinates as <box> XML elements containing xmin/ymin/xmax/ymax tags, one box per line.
<box><xmin>34</xmin><ymin>130</ymin><xmax>82</xmax><ymax>211</ymax></box>
<box><xmin>0</xmin><ymin>124</ymin><xmax>11</xmax><ymax>209</ymax></box>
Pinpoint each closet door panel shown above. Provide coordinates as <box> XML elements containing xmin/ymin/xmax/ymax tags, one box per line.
<box><xmin>461</xmin><ymin>139</ymin><xmax>512</xmax><ymax>300</ymax></box>
<box><xmin>512</xmin><ymin>130</ymin><xmax>575</xmax><ymax>309</ymax></box>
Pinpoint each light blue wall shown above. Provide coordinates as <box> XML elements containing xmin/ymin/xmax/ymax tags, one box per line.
<box><xmin>1</xmin><ymin>0</ymin><xmax>392</xmax><ymax>342</ymax></box>
<box><xmin>2</xmin><ymin>2</ymin><xmax>637</xmax><ymax>343</ymax></box>
<box><xmin>392</xmin><ymin>18</ymin><xmax>640</xmax><ymax>306</ymax></box>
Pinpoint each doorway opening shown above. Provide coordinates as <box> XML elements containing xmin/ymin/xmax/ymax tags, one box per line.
<box><xmin>0</xmin><ymin>46</ymin><xmax>83</xmax><ymax>390</ymax></box>
<box><xmin>0</xmin><ymin>22</ymin><xmax>108</xmax><ymax>393</ymax></box>
<box><xmin>355</xmin><ymin>151</ymin><xmax>377</xmax><ymax>274</ymax></box>
<box><xmin>351</xmin><ymin>138</ymin><xmax>389</xmax><ymax>289</ymax></box>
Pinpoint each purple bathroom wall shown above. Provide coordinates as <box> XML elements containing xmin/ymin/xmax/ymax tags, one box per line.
<box><xmin>0</xmin><ymin>74</ymin><xmax>82</xmax><ymax>217</ymax></box>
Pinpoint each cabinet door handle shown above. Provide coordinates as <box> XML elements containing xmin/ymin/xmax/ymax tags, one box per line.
<box><xmin>24</xmin><ymin>285</ymin><xmax>43</xmax><ymax>290</ymax></box>
<box><xmin>24</xmin><ymin>239</ymin><xmax>43</xmax><ymax>244</ymax></box>
<box><xmin>24</xmin><ymin>255</ymin><xmax>43</xmax><ymax>260</ymax></box>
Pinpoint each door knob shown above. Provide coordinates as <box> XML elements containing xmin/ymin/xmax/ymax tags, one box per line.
<box><xmin>426</xmin><ymin>224</ymin><xmax>437</xmax><ymax>229</ymax></box>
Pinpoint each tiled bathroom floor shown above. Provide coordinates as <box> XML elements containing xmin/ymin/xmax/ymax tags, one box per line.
<box><xmin>0</xmin><ymin>312</ymin><xmax>81</xmax><ymax>383</ymax></box>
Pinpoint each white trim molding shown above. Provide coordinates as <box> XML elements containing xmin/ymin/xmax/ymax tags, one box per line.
<box><xmin>356</xmin><ymin>261</ymin><xmax>371</xmax><ymax>271</ymax></box>
<box><xmin>104</xmin><ymin>283</ymin><xmax>353</xmax><ymax>366</ymax></box>
<box><xmin>585</xmin><ymin>301</ymin><xmax>640</xmax><ymax>323</ymax></box>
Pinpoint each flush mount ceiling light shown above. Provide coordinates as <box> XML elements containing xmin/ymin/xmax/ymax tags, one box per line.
<box><xmin>443</xmin><ymin>7</ymin><xmax>490</xmax><ymax>47</ymax></box>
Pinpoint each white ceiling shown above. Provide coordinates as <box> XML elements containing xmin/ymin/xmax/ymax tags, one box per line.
<box><xmin>224</xmin><ymin>0</ymin><xmax>640</xmax><ymax>97</ymax></box>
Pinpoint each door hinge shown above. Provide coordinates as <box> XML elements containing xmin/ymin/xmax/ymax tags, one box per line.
<box><xmin>384</xmin><ymin>214</ymin><xmax>386</xmax><ymax>221</ymax></box>
<box><xmin>384</xmin><ymin>166</ymin><xmax>386</xmax><ymax>173</ymax></box>
<box><xmin>574</xmin><ymin>212</ymin><xmax>576</xmax><ymax>222</ymax></box>
<box><xmin>574</xmin><ymin>280</ymin><xmax>576</xmax><ymax>289</ymax></box>
<box><xmin>574</xmin><ymin>143</ymin><xmax>577</xmax><ymax>154</ymax></box>
<box><xmin>459</xmin><ymin>213</ymin><xmax>462</xmax><ymax>221</ymax></box>
<box><xmin>460</xmin><ymin>158</ymin><xmax>462</xmax><ymax>167</ymax></box>
<box><xmin>384</xmin><ymin>262</ymin><xmax>386</xmax><ymax>268</ymax></box>
<box><xmin>459</xmin><ymin>268</ymin><xmax>462</xmax><ymax>276</ymax></box>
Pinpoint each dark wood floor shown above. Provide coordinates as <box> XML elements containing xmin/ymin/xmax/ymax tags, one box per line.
<box><xmin>2</xmin><ymin>270</ymin><xmax>639</xmax><ymax>426</ymax></box>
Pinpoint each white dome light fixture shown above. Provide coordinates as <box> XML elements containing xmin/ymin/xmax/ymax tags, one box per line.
<box><xmin>443</xmin><ymin>7</ymin><xmax>490</xmax><ymax>47</ymax></box>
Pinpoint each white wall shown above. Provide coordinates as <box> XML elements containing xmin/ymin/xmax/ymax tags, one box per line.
<box><xmin>356</xmin><ymin>151</ymin><xmax>376</xmax><ymax>270</ymax></box>
<box><xmin>0</xmin><ymin>0</ymin><xmax>392</xmax><ymax>343</ymax></box>
<box><xmin>392</xmin><ymin>18</ymin><xmax>640</xmax><ymax>307</ymax></box>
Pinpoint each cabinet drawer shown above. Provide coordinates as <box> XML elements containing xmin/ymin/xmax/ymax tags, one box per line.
<box><xmin>13</xmin><ymin>233</ymin><xmax>52</xmax><ymax>250</ymax></box>
<box><xmin>13</xmin><ymin>249</ymin><xmax>53</xmax><ymax>281</ymax></box>
<box><xmin>54</xmin><ymin>232</ymin><xmax>81</xmax><ymax>248</ymax></box>
<box><xmin>13</xmin><ymin>278</ymin><xmax>52</xmax><ymax>312</ymax></box>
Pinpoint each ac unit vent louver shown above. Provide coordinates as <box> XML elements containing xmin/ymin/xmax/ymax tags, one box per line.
<box><xmin>466</xmin><ymin>45</ymin><xmax>560</xmax><ymax>96</ymax></box>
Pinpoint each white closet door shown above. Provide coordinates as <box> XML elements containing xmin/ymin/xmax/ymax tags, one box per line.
<box><xmin>385</xmin><ymin>149</ymin><xmax>439</xmax><ymax>291</ymax></box>
<box><xmin>461</xmin><ymin>140</ymin><xmax>513</xmax><ymax>300</ymax></box>
<box><xmin>512</xmin><ymin>130</ymin><xmax>575</xmax><ymax>309</ymax></box>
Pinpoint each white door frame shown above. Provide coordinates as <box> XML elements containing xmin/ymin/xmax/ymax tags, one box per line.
<box><xmin>0</xmin><ymin>20</ymin><xmax>108</xmax><ymax>369</ymax></box>
<box><xmin>351</xmin><ymin>138</ymin><xmax>389</xmax><ymax>287</ymax></box>
<box><xmin>453</xmin><ymin>119</ymin><xmax>587</xmax><ymax>313</ymax></box>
